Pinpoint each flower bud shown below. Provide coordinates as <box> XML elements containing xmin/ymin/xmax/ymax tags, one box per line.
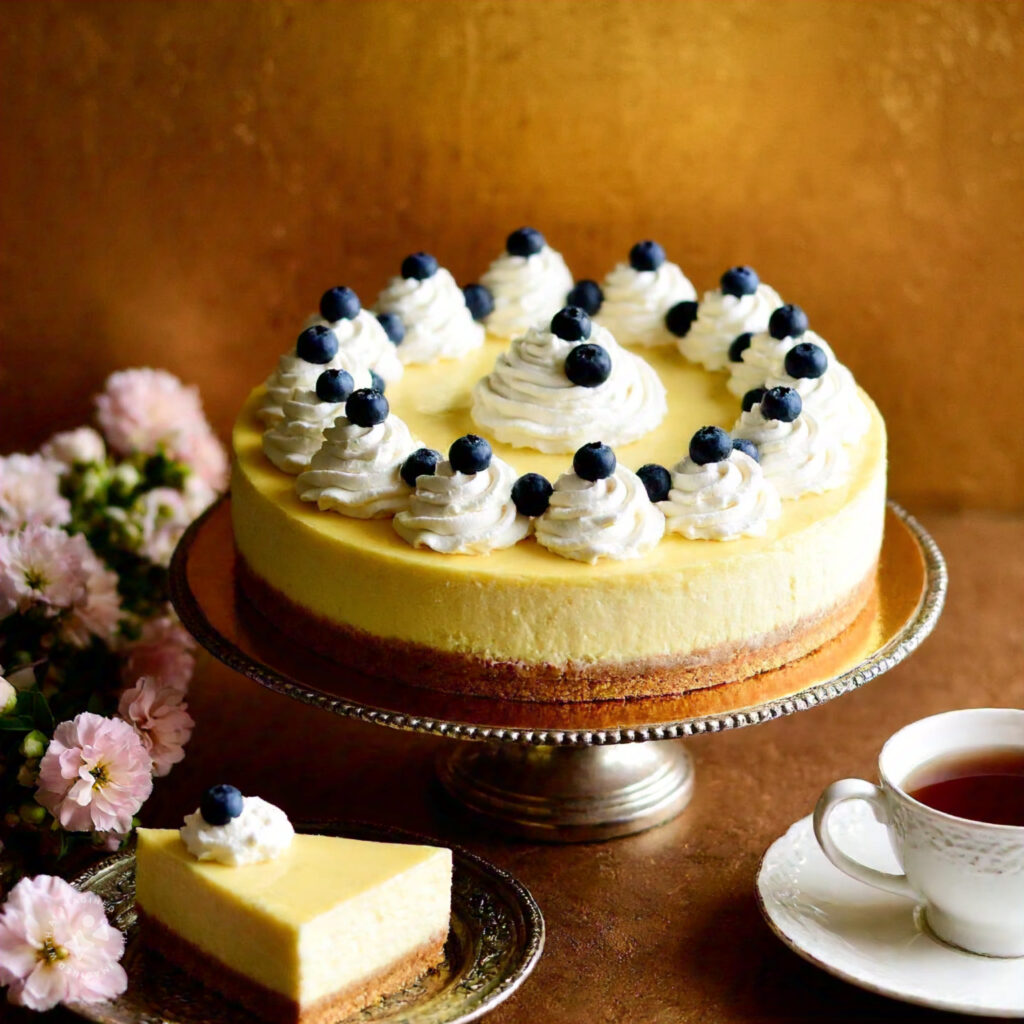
<box><xmin>19</xmin><ymin>802</ymin><xmax>46</xmax><ymax>826</ymax></box>
<box><xmin>0</xmin><ymin>676</ymin><xmax>16</xmax><ymax>714</ymax></box>
<box><xmin>19</xmin><ymin>730</ymin><xmax>48</xmax><ymax>759</ymax></box>
<box><xmin>16</xmin><ymin>762</ymin><xmax>37</xmax><ymax>787</ymax></box>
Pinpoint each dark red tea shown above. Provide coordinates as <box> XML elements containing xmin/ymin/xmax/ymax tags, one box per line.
<box><xmin>903</xmin><ymin>746</ymin><xmax>1024</xmax><ymax>826</ymax></box>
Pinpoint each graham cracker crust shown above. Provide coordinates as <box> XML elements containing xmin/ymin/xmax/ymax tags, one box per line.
<box><xmin>138</xmin><ymin>908</ymin><xmax>447</xmax><ymax>1024</ymax></box>
<box><xmin>236</xmin><ymin>555</ymin><xmax>878</xmax><ymax>703</ymax></box>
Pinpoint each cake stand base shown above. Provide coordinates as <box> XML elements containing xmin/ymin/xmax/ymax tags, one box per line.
<box><xmin>437</xmin><ymin>740</ymin><xmax>694</xmax><ymax>842</ymax></box>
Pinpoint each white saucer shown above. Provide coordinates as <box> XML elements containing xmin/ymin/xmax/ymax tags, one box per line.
<box><xmin>757</xmin><ymin>801</ymin><xmax>1024</xmax><ymax>1018</ymax></box>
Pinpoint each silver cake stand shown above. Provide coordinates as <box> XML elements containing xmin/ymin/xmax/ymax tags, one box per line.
<box><xmin>170</xmin><ymin>499</ymin><xmax>946</xmax><ymax>843</ymax></box>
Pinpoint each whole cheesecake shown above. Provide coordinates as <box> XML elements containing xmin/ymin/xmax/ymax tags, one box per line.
<box><xmin>232</xmin><ymin>245</ymin><xmax>886</xmax><ymax>703</ymax></box>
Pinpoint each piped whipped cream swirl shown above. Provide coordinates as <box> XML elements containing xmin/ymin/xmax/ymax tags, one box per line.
<box><xmin>296</xmin><ymin>415</ymin><xmax>419</xmax><ymax>518</ymax></box>
<box><xmin>535</xmin><ymin>466</ymin><xmax>665</xmax><ymax>563</ymax></box>
<box><xmin>180</xmin><ymin>796</ymin><xmax>294</xmax><ymax>866</ymax></box>
<box><xmin>765</xmin><ymin>362</ymin><xmax>870</xmax><ymax>444</ymax></box>
<box><xmin>479</xmin><ymin>245</ymin><xmax>574</xmax><ymax>339</ymax></box>
<box><xmin>375</xmin><ymin>267</ymin><xmax>483</xmax><ymax>364</ymax></box>
<box><xmin>733</xmin><ymin>406</ymin><xmax>849</xmax><ymax>499</ymax></box>
<box><xmin>660</xmin><ymin>450</ymin><xmax>781</xmax><ymax>540</ymax></box>
<box><xmin>307</xmin><ymin>309</ymin><xmax>404</xmax><ymax>384</ymax></box>
<box><xmin>679</xmin><ymin>284</ymin><xmax>783</xmax><ymax>371</ymax></box>
<box><xmin>262</xmin><ymin>389</ymin><xmax>344</xmax><ymax>474</ymax></box>
<box><xmin>596</xmin><ymin>261</ymin><xmax>697</xmax><ymax>347</ymax></box>
<box><xmin>470</xmin><ymin>323</ymin><xmax>666</xmax><ymax>453</ymax></box>
<box><xmin>393</xmin><ymin>457</ymin><xmax>529</xmax><ymax>554</ymax></box>
<box><xmin>258</xmin><ymin>350</ymin><xmax>372</xmax><ymax>427</ymax></box>
<box><xmin>727</xmin><ymin>328</ymin><xmax>836</xmax><ymax>398</ymax></box>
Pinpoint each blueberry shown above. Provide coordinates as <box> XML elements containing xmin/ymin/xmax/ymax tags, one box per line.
<box><xmin>760</xmin><ymin>385</ymin><xmax>803</xmax><ymax>423</ymax></box>
<box><xmin>784</xmin><ymin>341</ymin><xmax>828</xmax><ymax>380</ymax></box>
<box><xmin>728</xmin><ymin>332</ymin><xmax>753</xmax><ymax>362</ymax></box>
<box><xmin>732</xmin><ymin>438</ymin><xmax>760</xmax><ymax>463</ymax></box>
<box><xmin>742</xmin><ymin>387</ymin><xmax>766</xmax><ymax>413</ymax></box>
<box><xmin>511</xmin><ymin>473</ymin><xmax>553</xmax><ymax>517</ymax></box>
<box><xmin>401</xmin><ymin>252</ymin><xmax>439</xmax><ymax>281</ymax></box>
<box><xmin>400</xmin><ymin>447</ymin><xmax>442</xmax><ymax>488</ymax></box>
<box><xmin>315</xmin><ymin>368</ymin><xmax>355</xmax><ymax>404</ymax></box>
<box><xmin>449</xmin><ymin>434</ymin><xmax>492</xmax><ymax>474</ymax></box>
<box><xmin>629</xmin><ymin>240</ymin><xmax>666</xmax><ymax>272</ymax></box>
<box><xmin>377</xmin><ymin>312</ymin><xmax>405</xmax><ymax>345</ymax></box>
<box><xmin>566</xmin><ymin>279</ymin><xmax>604</xmax><ymax>316</ymax></box>
<box><xmin>296</xmin><ymin>324</ymin><xmax>338</xmax><ymax>365</ymax></box>
<box><xmin>463</xmin><ymin>283</ymin><xmax>495</xmax><ymax>321</ymax></box>
<box><xmin>689</xmin><ymin>426</ymin><xmax>733</xmax><ymax>465</ymax></box>
<box><xmin>345</xmin><ymin>388</ymin><xmax>389</xmax><ymax>427</ymax></box>
<box><xmin>720</xmin><ymin>266</ymin><xmax>760</xmax><ymax>298</ymax></box>
<box><xmin>564</xmin><ymin>343</ymin><xmax>611</xmax><ymax>388</ymax></box>
<box><xmin>768</xmin><ymin>304</ymin><xmax>809</xmax><ymax>340</ymax></box>
<box><xmin>506</xmin><ymin>227</ymin><xmax>545</xmax><ymax>257</ymax></box>
<box><xmin>200</xmin><ymin>784</ymin><xmax>243</xmax><ymax>827</ymax></box>
<box><xmin>370</xmin><ymin>370</ymin><xmax>386</xmax><ymax>393</ymax></box>
<box><xmin>665</xmin><ymin>300</ymin><xmax>698</xmax><ymax>337</ymax></box>
<box><xmin>573</xmin><ymin>442</ymin><xmax>616</xmax><ymax>482</ymax></box>
<box><xmin>551</xmin><ymin>305</ymin><xmax>592</xmax><ymax>342</ymax></box>
<box><xmin>637</xmin><ymin>463</ymin><xmax>671</xmax><ymax>503</ymax></box>
<box><xmin>319</xmin><ymin>286</ymin><xmax>360</xmax><ymax>322</ymax></box>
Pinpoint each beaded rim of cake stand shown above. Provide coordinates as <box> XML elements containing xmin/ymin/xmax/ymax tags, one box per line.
<box><xmin>65</xmin><ymin>821</ymin><xmax>545</xmax><ymax>1024</ymax></box>
<box><xmin>170</xmin><ymin>498</ymin><xmax>947</xmax><ymax>747</ymax></box>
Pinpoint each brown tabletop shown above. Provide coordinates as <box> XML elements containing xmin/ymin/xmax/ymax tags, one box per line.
<box><xmin>13</xmin><ymin>511</ymin><xmax>1023</xmax><ymax>1024</ymax></box>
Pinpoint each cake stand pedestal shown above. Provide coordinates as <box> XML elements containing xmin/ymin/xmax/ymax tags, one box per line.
<box><xmin>170</xmin><ymin>501</ymin><xmax>945</xmax><ymax>843</ymax></box>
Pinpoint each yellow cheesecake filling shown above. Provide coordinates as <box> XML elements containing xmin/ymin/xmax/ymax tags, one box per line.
<box><xmin>232</xmin><ymin>339</ymin><xmax>887</xmax><ymax>668</ymax></box>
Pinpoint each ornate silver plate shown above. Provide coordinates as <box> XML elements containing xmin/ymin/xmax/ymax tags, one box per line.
<box><xmin>65</xmin><ymin>822</ymin><xmax>544</xmax><ymax>1024</ymax></box>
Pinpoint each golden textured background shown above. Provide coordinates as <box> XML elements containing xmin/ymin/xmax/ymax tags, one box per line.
<box><xmin>1</xmin><ymin>0</ymin><xmax>1022</xmax><ymax>509</ymax></box>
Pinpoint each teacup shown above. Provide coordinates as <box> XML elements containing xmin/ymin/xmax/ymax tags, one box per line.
<box><xmin>813</xmin><ymin>707</ymin><xmax>1024</xmax><ymax>958</ymax></box>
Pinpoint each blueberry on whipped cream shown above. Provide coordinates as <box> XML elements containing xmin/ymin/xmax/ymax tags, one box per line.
<box><xmin>551</xmin><ymin>305</ymin><xmax>592</xmax><ymax>342</ymax></box>
<box><xmin>346</xmin><ymin>388</ymin><xmax>389</xmax><ymax>428</ymax></box>
<box><xmin>297</xmin><ymin>324</ymin><xmax>339</xmax><ymax>365</ymax></box>
<box><xmin>720</xmin><ymin>266</ymin><xmax>760</xmax><ymax>298</ymax></box>
<box><xmin>512</xmin><ymin>473</ymin><xmax>554</xmax><ymax>517</ymax></box>
<box><xmin>449</xmin><ymin>434</ymin><xmax>492</xmax><ymax>475</ymax></box>
<box><xmin>784</xmin><ymin>342</ymin><xmax>828</xmax><ymax>379</ymax></box>
<box><xmin>181</xmin><ymin>788</ymin><xmax>295</xmax><ymax>866</ymax></box>
<box><xmin>768</xmin><ymin>304</ymin><xmax>809</xmax><ymax>340</ymax></box>
<box><xmin>728</xmin><ymin>333</ymin><xmax>753</xmax><ymax>362</ymax></box>
<box><xmin>462</xmin><ymin>283</ymin><xmax>495</xmax><ymax>322</ymax></box>
<box><xmin>689</xmin><ymin>426</ymin><xmax>733</xmax><ymax>465</ymax></box>
<box><xmin>505</xmin><ymin>226</ymin><xmax>545</xmax><ymax>257</ymax></box>
<box><xmin>401</xmin><ymin>447</ymin><xmax>442</xmax><ymax>488</ymax></box>
<box><xmin>732</xmin><ymin>438</ymin><xmax>760</xmax><ymax>463</ymax></box>
<box><xmin>760</xmin><ymin>385</ymin><xmax>803</xmax><ymax>423</ymax></box>
<box><xmin>319</xmin><ymin>286</ymin><xmax>361</xmax><ymax>323</ymax></box>
<box><xmin>316</xmin><ymin>368</ymin><xmax>355</xmax><ymax>404</ymax></box>
<box><xmin>637</xmin><ymin>463</ymin><xmax>672</xmax><ymax>503</ymax></box>
<box><xmin>401</xmin><ymin>252</ymin><xmax>439</xmax><ymax>280</ymax></box>
<box><xmin>629</xmin><ymin>240</ymin><xmax>666</xmax><ymax>271</ymax></box>
<box><xmin>377</xmin><ymin>312</ymin><xmax>406</xmax><ymax>345</ymax></box>
<box><xmin>742</xmin><ymin>387</ymin><xmax>766</xmax><ymax>412</ymax></box>
<box><xmin>567</xmin><ymin>279</ymin><xmax>604</xmax><ymax>316</ymax></box>
<box><xmin>573</xmin><ymin>441</ymin><xmax>616</xmax><ymax>481</ymax></box>
<box><xmin>665</xmin><ymin>300</ymin><xmax>699</xmax><ymax>338</ymax></box>
<box><xmin>565</xmin><ymin>342</ymin><xmax>612</xmax><ymax>388</ymax></box>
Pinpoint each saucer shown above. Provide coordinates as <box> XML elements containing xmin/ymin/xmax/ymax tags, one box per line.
<box><xmin>756</xmin><ymin>801</ymin><xmax>1024</xmax><ymax>1018</ymax></box>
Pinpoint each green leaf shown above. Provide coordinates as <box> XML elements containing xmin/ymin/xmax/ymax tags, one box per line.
<box><xmin>28</xmin><ymin>690</ymin><xmax>55</xmax><ymax>732</ymax></box>
<box><xmin>0</xmin><ymin>716</ymin><xmax>34</xmax><ymax>732</ymax></box>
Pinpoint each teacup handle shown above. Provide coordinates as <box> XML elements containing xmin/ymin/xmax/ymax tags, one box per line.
<box><xmin>812</xmin><ymin>778</ymin><xmax>917</xmax><ymax>899</ymax></box>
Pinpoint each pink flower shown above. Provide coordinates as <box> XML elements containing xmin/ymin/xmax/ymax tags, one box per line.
<box><xmin>0</xmin><ymin>525</ymin><xmax>86</xmax><ymax>619</ymax></box>
<box><xmin>0</xmin><ymin>454</ymin><xmax>71</xmax><ymax>531</ymax></box>
<box><xmin>120</xmin><ymin>615</ymin><xmax>195</xmax><ymax>693</ymax></box>
<box><xmin>95</xmin><ymin>369</ymin><xmax>227</xmax><ymax>490</ymax></box>
<box><xmin>118</xmin><ymin>676</ymin><xmax>194</xmax><ymax>776</ymax></box>
<box><xmin>61</xmin><ymin>536</ymin><xmax>121</xmax><ymax>647</ymax></box>
<box><xmin>132</xmin><ymin>487</ymin><xmax>190</xmax><ymax>567</ymax></box>
<box><xmin>40</xmin><ymin>428</ymin><xmax>106</xmax><ymax>467</ymax></box>
<box><xmin>0</xmin><ymin>874</ymin><xmax>126</xmax><ymax>1010</ymax></box>
<box><xmin>35</xmin><ymin>713</ymin><xmax>153</xmax><ymax>833</ymax></box>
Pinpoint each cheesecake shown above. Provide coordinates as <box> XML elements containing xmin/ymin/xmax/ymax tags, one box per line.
<box><xmin>135</xmin><ymin>788</ymin><xmax>452</xmax><ymax>1023</ymax></box>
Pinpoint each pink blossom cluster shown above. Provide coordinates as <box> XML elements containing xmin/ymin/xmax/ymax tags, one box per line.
<box><xmin>0</xmin><ymin>526</ymin><xmax>121</xmax><ymax>646</ymax></box>
<box><xmin>95</xmin><ymin>369</ymin><xmax>228</xmax><ymax>491</ymax></box>
<box><xmin>0</xmin><ymin>455</ymin><xmax>71</xmax><ymax>532</ymax></box>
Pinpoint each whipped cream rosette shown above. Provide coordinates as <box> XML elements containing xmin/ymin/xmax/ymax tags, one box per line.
<box><xmin>393</xmin><ymin>435</ymin><xmax>529</xmax><ymax>554</ymax></box>
<box><xmin>374</xmin><ymin>252</ymin><xmax>483</xmax><ymax>364</ymax></box>
<box><xmin>296</xmin><ymin>390</ymin><xmax>420</xmax><ymax>518</ymax></box>
<box><xmin>596</xmin><ymin>240</ymin><xmax>697</xmax><ymax>347</ymax></box>
<box><xmin>479</xmin><ymin>228</ymin><xmax>574</xmax><ymax>340</ymax></box>
<box><xmin>471</xmin><ymin>318</ymin><xmax>666</xmax><ymax>454</ymax></box>
<box><xmin>678</xmin><ymin>266</ymin><xmax>783</xmax><ymax>371</ymax></box>
<box><xmin>732</xmin><ymin>387</ymin><xmax>849</xmax><ymax>499</ymax></box>
<box><xmin>764</xmin><ymin>342</ymin><xmax>870</xmax><ymax>445</ymax></box>
<box><xmin>308</xmin><ymin>308</ymin><xmax>404</xmax><ymax>385</ymax></box>
<box><xmin>660</xmin><ymin>441</ymin><xmax>781</xmax><ymax>541</ymax></box>
<box><xmin>262</xmin><ymin>387</ymin><xmax>346</xmax><ymax>474</ymax></box>
<box><xmin>536</xmin><ymin>443</ymin><xmax>665</xmax><ymax>563</ymax></box>
<box><xmin>180</xmin><ymin>789</ymin><xmax>294</xmax><ymax>867</ymax></box>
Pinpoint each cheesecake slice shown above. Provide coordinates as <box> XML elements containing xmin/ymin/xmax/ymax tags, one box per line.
<box><xmin>135</xmin><ymin>823</ymin><xmax>452</xmax><ymax>1023</ymax></box>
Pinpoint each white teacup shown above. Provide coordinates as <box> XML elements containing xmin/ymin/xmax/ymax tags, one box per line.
<box><xmin>813</xmin><ymin>707</ymin><xmax>1024</xmax><ymax>958</ymax></box>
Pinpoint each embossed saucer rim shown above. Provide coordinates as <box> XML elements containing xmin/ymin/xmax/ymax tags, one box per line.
<box><xmin>65</xmin><ymin>819</ymin><xmax>545</xmax><ymax>1024</ymax></box>
<box><xmin>170</xmin><ymin>498</ymin><xmax>947</xmax><ymax>746</ymax></box>
<box><xmin>756</xmin><ymin>808</ymin><xmax>1024</xmax><ymax>1018</ymax></box>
